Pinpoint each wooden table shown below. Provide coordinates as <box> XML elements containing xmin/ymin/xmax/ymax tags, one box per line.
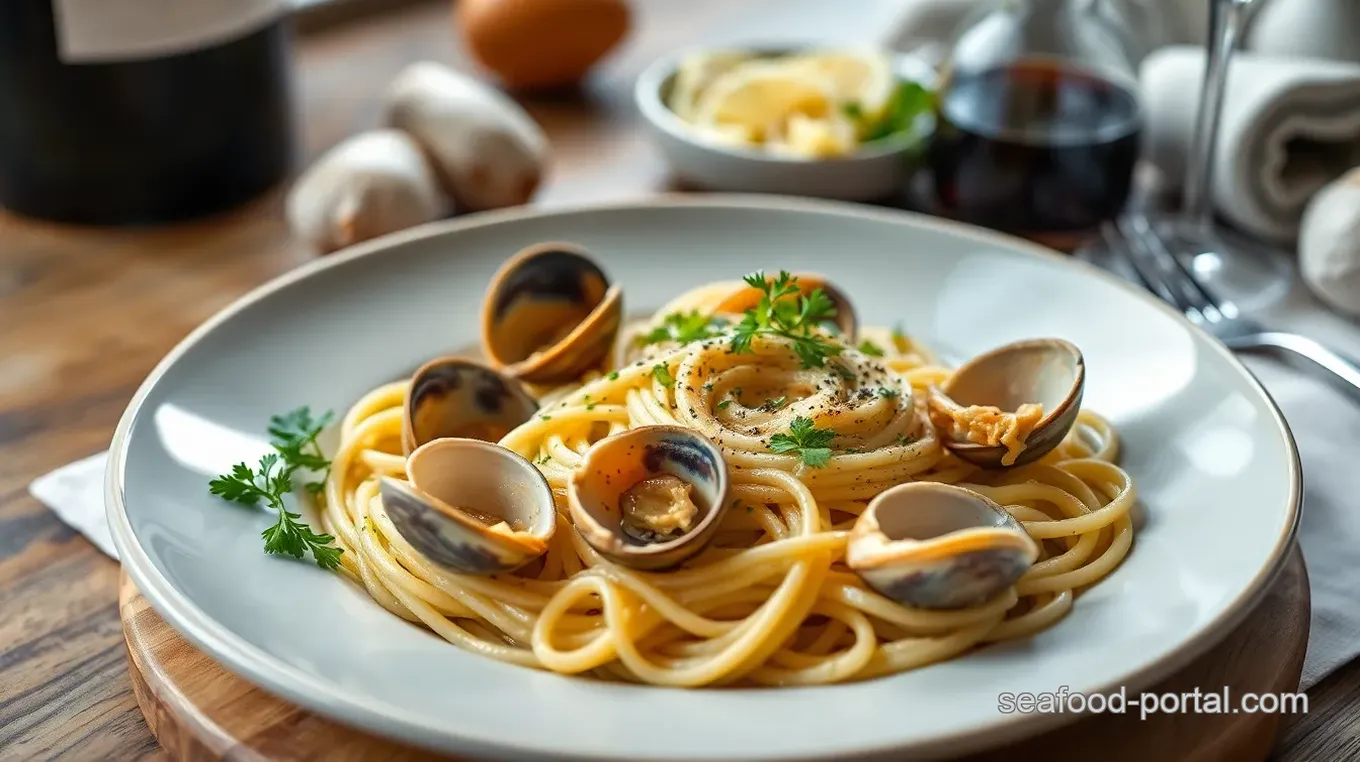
<box><xmin>0</xmin><ymin>2</ymin><xmax>1353</xmax><ymax>759</ymax></box>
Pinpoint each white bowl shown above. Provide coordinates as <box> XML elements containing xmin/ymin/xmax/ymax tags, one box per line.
<box><xmin>634</xmin><ymin>45</ymin><xmax>936</xmax><ymax>200</ymax></box>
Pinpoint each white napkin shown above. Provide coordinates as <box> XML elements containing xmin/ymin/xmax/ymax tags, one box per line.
<box><xmin>30</xmin><ymin>451</ymin><xmax>117</xmax><ymax>558</ymax></box>
<box><xmin>1140</xmin><ymin>47</ymin><xmax>1360</xmax><ymax>243</ymax></box>
<box><xmin>1247</xmin><ymin>285</ymin><xmax>1360</xmax><ymax>689</ymax></box>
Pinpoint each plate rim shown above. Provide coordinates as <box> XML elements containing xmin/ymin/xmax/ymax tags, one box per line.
<box><xmin>106</xmin><ymin>194</ymin><xmax>1303</xmax><ymax>760</ymax></box>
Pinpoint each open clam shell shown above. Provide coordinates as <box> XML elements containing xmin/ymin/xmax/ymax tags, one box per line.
<box><xmin>380</xmin><ymin>438</ymin><xmax>556</xmax><ymax>575</ymax></box>
<box><xmin>713</xmin><ymin>271</ymin><xmax>857</xmax><ymax>340</ymax></box>
<box><xmin>929</xmin><ymin>338</ymin><xmax>1085</xmax><ymax>469</ymax></box>
<box><xmin>402</xmin><ymin>357</ymin><xmax>539</xmax><ymax>455</ymax></box>
<box><xmin>567</xmin><ymin>426</ymin><xmax>731</xmax><ymax>571</ymax></box>
<box><xmin>481</xmin><ymin>242</ymin><xmax>623</xmax><ymax>384</ymax></box>
<box><xmin>846</xmin><ymin>482</ymin><xmax>1038</xmax><ymax>610</ymax></box>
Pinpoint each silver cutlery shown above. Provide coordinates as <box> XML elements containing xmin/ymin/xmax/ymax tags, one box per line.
<box><xmin>1104</xmin><ymin>213</ymin><xmax>1360</xmax><ymax>402</ymax></box>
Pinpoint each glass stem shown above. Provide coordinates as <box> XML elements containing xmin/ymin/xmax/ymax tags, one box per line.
<box><xmin>1180</xmin><ymin>0</ymin><xmax>1250</xmax><ymax>235</ymax></box>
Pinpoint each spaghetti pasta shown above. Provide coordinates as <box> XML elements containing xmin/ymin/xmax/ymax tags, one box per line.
<box><xmin>316</xmin><ymin>276</ymin><xmax>1136</xmax><ymax>687</ymax></box>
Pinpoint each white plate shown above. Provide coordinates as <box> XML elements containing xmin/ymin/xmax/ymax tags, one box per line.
<box><xmin>107</xmin><ymin>197</ymin><xmax>1300</xmax><ymax>761</ymax></box>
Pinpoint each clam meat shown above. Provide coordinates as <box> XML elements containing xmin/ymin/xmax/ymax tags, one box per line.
<box><xmin>568</xmin><ymin>425</ymin><xmax>731</xmax><ymax>570</ymax></box>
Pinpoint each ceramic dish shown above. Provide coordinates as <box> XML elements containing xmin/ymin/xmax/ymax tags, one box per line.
<box><xmin>635</xmin><ymin>46</ymin><xmax>936</xmax><ymax>200</ymax></box>
<box><xmin>107</xmin><ymin>197</ymin><xmax>1300</xmax><ymax>761</ymax></box>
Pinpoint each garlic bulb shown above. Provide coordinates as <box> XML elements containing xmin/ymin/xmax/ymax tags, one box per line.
<box><xmin>384</xmin><ymin>61</ymin><xmax>549</xmax><ymax>211</ymax></box>
<box><xmin>286</xmin><ymin>130</ymin><xmax>448</xmax><ymax>255</ymax></box>
<box><xmin>1299</xmin><ymin>167</ymin><xmax>1360</xmax><ymax>316</ymax></box>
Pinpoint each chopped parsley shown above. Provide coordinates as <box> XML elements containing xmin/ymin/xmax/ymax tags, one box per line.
<box><xmin>717</xmin><ymin>399</ymin><xmax>733</xmax><ymax>410</ymax></box>
<box><xmin>769</xmin><ymin>416</ymin><xmax>836</xmax><ymax>468</ymax></box>
<box><xmin>758</xmin><ymin>396</ymin><xmax>788</xmax><ymax>412</ymax></box>
<box><xmin>857</xmin><ymin>339</ymin><xmax>885</xmax><ymax>357</ymax></box>
<box><xmin>877</xmin><ymin>387</ymin><xmax>900</xmax><ymax>399</ymax></box>
<box><xmin>637</xmin><ymin>310</ymin><xmax>729</xmax><ymax>347</ymax></box>
<box><xmin>607</xmin><ymin>370</ymin><xmax>620</xmax><ymax>381</ymax></box>
<box><xmin>652</xmin><ymin>363</ymin><xmax>675</xmax><ymax>388</ymax></box>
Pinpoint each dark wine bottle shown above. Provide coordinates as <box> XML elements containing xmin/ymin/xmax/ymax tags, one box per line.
<box><xmin>0</xmin><ymin>0</ymin><xmax>296</xmax><ymax>225</ymax></box>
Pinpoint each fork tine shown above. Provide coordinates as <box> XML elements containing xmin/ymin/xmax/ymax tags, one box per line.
<box><xmin>1112</xmin><ymin>215</ymin><xmax>1201</xmax><ymax>320</ymax></box>
<box><xmin>1096</xmin><ymin>221</ymin><xmax>1157</xmax><ymax>291</ymax></box>
<box><xmin>1123</xmin><ymin>215</ymin><xmax>1224</xmax><ymax>323</ymax></box>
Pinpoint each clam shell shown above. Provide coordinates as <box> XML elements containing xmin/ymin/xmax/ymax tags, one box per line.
<box><xmin>568</xmin><ymin>426</ymin><xmax>731</xmax><ymax>570</ymax></box>
<box><xmin>481</xmin><ymin>242</ymin><xmax>623</xmax><ymax>383</ymax></box>
<box><xmin>380</xmin><ymin>438</ymin><xmax>556</xmax><ymax>575</ymax></box>
<box><xmin>402</xmin><ymin>357</ymin><xmax>539</xmax><ymax>455</ymax></box>
<box><xmin>846</xmin><ymin>482</ymin><xmax>1038</xmax><ymax>609</ymax></box>
<box><xmin>933</xmin><ymin>338</ymin><xmax>1085</xmax><ymax>469</ymax></box>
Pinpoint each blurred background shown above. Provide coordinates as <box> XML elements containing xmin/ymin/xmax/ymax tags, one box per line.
<box><xmin>6</xmin><ymin>2</ymin><xmax>1360</xmax><ymax>758</ymax></box>
<box><xmin>4</xmin><ymin>0</ymin><xmax>1360</xmax><ymax>315</ymax></box>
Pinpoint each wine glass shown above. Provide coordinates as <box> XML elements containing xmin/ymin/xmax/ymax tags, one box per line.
<box><xmin>1091</xmin><ymin>0</ymin><xmax>1293</xmax><ymax>311</ymax></box>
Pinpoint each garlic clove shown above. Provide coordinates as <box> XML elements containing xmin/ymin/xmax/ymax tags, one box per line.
<box><xmin>1300</xmin><ymin>166</ymin><xmax>1360</xmax><ymax>317</ymax></box>
<box><xmin>384</xmin><ymin>61</ymin><xmax>549</xmax><ymax>212</ymax></box>
<box><xmin>286</xmin><ymin>129</ymin><xmax>449</xmax><ymax>255</ymax></box>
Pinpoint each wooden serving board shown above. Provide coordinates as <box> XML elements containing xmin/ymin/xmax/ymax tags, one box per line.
<box><xmin>120</xmin><ymin>547</ymin><xmax>1309</xmax><ymax>762</ymax></box>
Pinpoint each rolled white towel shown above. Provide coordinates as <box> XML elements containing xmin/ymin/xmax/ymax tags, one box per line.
<box><xmin>1247</xmin><ymin>0</ymin><xmax>1360</xmax><ymax>66</ymax></box>
<box><xmin>1140</xmin><ymin>46</ymin><xmax>1360</xmax><ymax>243</ymax></box>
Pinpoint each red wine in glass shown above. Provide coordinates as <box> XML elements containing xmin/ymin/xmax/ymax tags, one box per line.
<box><xmin>928</xmin><ymin>58</ymin><xmax>1142</xmax><ymax>249</ymax></box>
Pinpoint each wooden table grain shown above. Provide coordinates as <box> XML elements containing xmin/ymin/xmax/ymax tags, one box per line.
<box><xmin>0</xmin><ymin>1</ymin><xmax>1349</xmax><ymax>760</ymax></box>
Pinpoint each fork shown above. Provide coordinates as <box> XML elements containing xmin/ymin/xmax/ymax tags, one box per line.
<box><xmin>1105</xmin><ymin>213</ymin><xmax>1360</xmax><ymax>402</ymax></box>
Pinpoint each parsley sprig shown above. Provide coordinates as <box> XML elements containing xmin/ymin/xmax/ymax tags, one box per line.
<box><xmin>842</xmin><ymin>80</ymin><xmax>933</xmax><ymax>143</ymax></box>
<box><xmin>769</xmin><ymin>416</ymin><xmax>836</xmax><ymax>468</ymax></box>
<box><xmin>208</xmin><ymin>406</ymin><xmax>342</xmax><ymax>569</ymax></box>
<box><xmin>729</xmin><ymin>271</ymin><xmax>843</xmax><ymax>369</ymax></box>
<box><xmin>638</xmin><ymin>310</ymin><xmax>729</xmax><ymax>347</ymax></box>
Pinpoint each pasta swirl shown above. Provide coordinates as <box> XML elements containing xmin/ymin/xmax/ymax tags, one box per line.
<box><xmin>317</xmin><ymin>282</ymin><xmax>1135</xmax><ymax>686</ymax></box>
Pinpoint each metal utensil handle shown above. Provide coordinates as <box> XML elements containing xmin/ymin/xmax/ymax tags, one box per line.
<box><xmin>1233</xmin><ymin>331</ymin><xmax>1360</xmax><ymax>402</ymax></box>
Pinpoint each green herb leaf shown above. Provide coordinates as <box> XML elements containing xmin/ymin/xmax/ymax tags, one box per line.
<box><xmin>208</xmin><ymin>408</ymin><xmax>341</xmax><ymax>569</ymax></box>
<box><xmin>728</xmin><ymin>271</ymin><xmax>843</xmax><ymax>368</ymax></box>
<box><xmin>652</xmin><ymin>363</ymin><xmax>675</xmax><ymax>388</ymax></box>
<box><xmin>638</xmin><ymin>310</ymin><xmax>729</xmax><ymax>347</ymax></box>
<box><xmin>717</xmin><ymin>399</ymin><xmax>733</xmax><ymax>410</ymax></box>
<box><xmin>769</xmin><ymin>416</ymin><xmax>836</xmax><ymax>468</ymax></box>
<box><xmin>262</xmin><ymin>508</ymin><xmax>343</xmax><ymax>570</ymax></box>
<box><xmin>877</xmin><ymin>387</ymin><xmax>900</xmax><ymax>399</ymax></box>
<box><xmin>858</xmin><ymin>339</ymin><xmax>885</xmax><ymax>357</ymax></box>
<box><xmin>841</xmin><ymin>102</ymin><xmax>863</xmax><ymax>120</ymax></box>
<box><xmin>759</xmin><ymin>396</ymin><xmax>788</xmax><ymax>412</ymax></box>
<box><xmin>607</xmin><ymin>370</ymin><xmax>620</xmax><ymax>381</ymax></box>
<box><xmin>863</xmin><ymin>80</ymin><xmax>932</xmax><ymax>142</ymax></box>
<box><xmin>266</xmin><ymin>406</ymin><xmax>333</xmax><ymax>494</ymax></box>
